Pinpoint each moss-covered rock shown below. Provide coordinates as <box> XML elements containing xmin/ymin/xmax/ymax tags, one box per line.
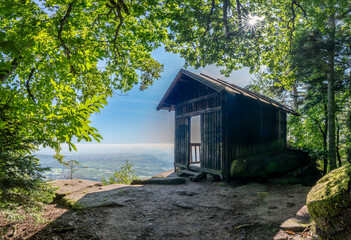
<box><xmin>306</xmin><ymin>164</ymin><xmax>351</xmax><ymax>239</ymax></box>
<box><xmin>230</xmin><ymin>149</ymin><xmax>309</xmax><ymax>178</ymax></box>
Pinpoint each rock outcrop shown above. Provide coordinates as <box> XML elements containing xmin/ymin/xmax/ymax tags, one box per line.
<box><xmin>49</xmin><ymin>179</ymin><xmax>141</xmax><ymax>209</ymax></box>
<box><xmin>306</xmin><ymin>164</ymin><xmax>351</xmax><ymax>239</ymax></box>
<box><xmin>230</xmin><ymin>149</ymin><xmax>311</xmax><ymax>179</ymax></box>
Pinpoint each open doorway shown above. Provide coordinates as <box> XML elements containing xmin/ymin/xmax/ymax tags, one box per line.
<box><xmin>190</xmin><ymin>115</ymin><xmax>201</xmax><ymax>166</ymax></box>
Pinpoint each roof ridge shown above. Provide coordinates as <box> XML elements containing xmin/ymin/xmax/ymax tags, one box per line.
<box><xmin>157</xmin><ymin>69</ymin><xmax>298</xmax><ymax>115</ymax></box>
<box><xmin>213</xmin><ymin>77</ymin><xmax>296</xmax><ymax>114</ymax></box>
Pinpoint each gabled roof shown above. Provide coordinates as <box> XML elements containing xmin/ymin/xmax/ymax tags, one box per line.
<box><xmin>156</xmin><ymin>69</ymin><xmax>298</xmax><ymax>115</ymax></box>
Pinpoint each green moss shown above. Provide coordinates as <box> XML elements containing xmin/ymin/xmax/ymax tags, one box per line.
<box><xmin>72</xmin><ymin>202</ymin><xmax>85</xmax><ymax>210</ymax></box>
<box><xmin>230</xmin><ymin>149</ymin><xmax>309</xmax><ymax>179</ymax></box>
<box><xmin>266</xmin><ymin>161</ymin><xmax>278</xmax><ymax>173</ymax></box>
<box><xmin>256</xmin><ymin>192</ymin><xmax>269</xmax><ymax>203</ymax></box>
<box><xmin>59</xmin><ymin>197</ymin><xmax>82</xmax><ymax>209</ymax></box>
<box><xmin>230</xmin><ymin>160</ymin><xmax>240</xmax><ymax>177</ymax></box>
<box><xmin>307</xmin><ymin>164</ymin><xmax>351</xmax><ymax>228</ymax></box>
<box><xmin>219</xmin><ymin>182</ymin><xmax>228</xmax><ymax>187</ymax></box>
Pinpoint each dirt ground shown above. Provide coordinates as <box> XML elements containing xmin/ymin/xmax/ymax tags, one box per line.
<box><xmin>1</xmin><ymin>175</ymin><xmax>316</xmax><ymax>240</ymax></box>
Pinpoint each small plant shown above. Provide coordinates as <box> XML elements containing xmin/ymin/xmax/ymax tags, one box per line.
<box><xmin>60</xmin><ymin>159</ymin><xmax>87</xmax><ymax>180</ymax></box>
<box><xmin>102</xmin><ymin>160</ymin><xmax>137</xmax><ymax>185</ymax></box>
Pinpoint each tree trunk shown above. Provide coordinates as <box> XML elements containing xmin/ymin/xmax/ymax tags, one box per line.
<box><xmin>292</xmin><ymin>81</ymin><xmax>299</xmax><ymax>144</ymax></box>
<box><xmin>292</xmin><ymin>81</ymin><xmax>298</xmax><ymax>112</ymax></box>
<box><xmin>336</xmin><ymin>119</ymin><xmax>341</xmax><ymax>167</ymax></box>
<box><xmin>327</xmin><ymin>14</ymin><xmax>337</xmax><ymax>171</ymax></box>
<box><xmin>323</xmin><ymin>104</ymin><xmax>328</xmax><ymax>174</ymax></box>
<box><xmin>346</xmin><ymin>109</ymin><xmax>351</xmax><ymax>164</ymax></box>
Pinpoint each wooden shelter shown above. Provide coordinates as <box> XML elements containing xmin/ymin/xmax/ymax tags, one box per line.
<box><xmin>157</xmin><ymin>69</ymin><xmax>297</xmax><ymax>179</ymax></box>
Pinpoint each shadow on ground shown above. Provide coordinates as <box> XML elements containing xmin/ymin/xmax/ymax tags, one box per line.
<box><xmin>12</xmin><ymin>176</ymin><xmax>312</xmax><ymax>240</ymax></box>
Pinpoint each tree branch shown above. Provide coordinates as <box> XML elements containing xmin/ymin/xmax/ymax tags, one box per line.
<box><xmin>26</xmin><ymin>69</ymin><xmax>36</xmax><ymax>103</ymax></box>
<box><xmin>223</xmin><ymin>0</ymin><xmax>230</xmax><ymax>38</ymax></box>
<box><xmin>338</xmin><ymin>7</ymin><xmax>351</xmax><ymax>19</ymax></box>
<box><xmin>0</xmin><ymin>56</ymin><xmax>22</xmax><ymax>83</ymax></box>
<box><xmin>108</xmin><ymin>0</ymin><xmax>130</xmax><ymax>59</ymax></box>
<box><xmin>294</xmin><ymin>1</ymin><xmax>307</xmax><ymax>18</ymax></box>
<box><xmin>58</xmin><ymin>2</ymin><xmax>74</xmax><ymax>59</ymax></box>
<box><xmin>203</xmin><ymin>0</ymin><xmax>215</xmax><ymax>37</ymax></box>
<box><xmin>308</xmin><ymin>114</ymin><xmax>325</xmax><ymax>137</ymax></box>
<box><xmin>236</xmin><ymin>0</ymin><xmax>242</xmax><ymax>27</ymax></box>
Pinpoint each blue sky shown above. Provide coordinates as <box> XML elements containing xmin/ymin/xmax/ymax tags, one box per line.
<box><xmin>89</xmin><ymin>47</ymin><xmax>252</xmax><ymax>144</ymax></box>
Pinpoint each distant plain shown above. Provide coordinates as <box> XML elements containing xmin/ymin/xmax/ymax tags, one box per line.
<box><xmin>36</xmin><ymin>144</ymin><xmax>174</xmax><ymax>181</ymax></box>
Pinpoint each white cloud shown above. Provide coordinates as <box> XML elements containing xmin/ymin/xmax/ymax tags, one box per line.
<box><xmin>37</xmin><ymin>143</ymin><xmax>174</xmax><ymax>155</ymax></box>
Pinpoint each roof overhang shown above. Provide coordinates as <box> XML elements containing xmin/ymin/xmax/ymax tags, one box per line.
<box><xmin>156</xmin><ymin>69</ymin><xmax>298</xmax><ymax>116</ymax></box>
<box><xmin>156</xmin><ymin>69</ymin><xmax>223</xmax><ymax>111</ymax></box>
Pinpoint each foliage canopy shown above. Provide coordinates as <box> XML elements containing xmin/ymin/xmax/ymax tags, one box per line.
<box><xmin>1</xmin><ymin>0</ymin><xmax>351</xmax><ymax>210</ymax></box>
<box><xmin>1</xmin><ymin>0</ymin><xmax>166</xmax><ymax>152</ymax></box>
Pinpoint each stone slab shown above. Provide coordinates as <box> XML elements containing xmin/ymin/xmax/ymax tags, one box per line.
<box><xmin>49</xmin><ymin>179</ymin><xmax>103</xmax><ymax>197</ymax></box>
<box><xmin>280</xmin><ymin>218</ymin><xmax>309</xmax><ymax>232</ymax></box>
<box><xmin>152</xmin><ymin>170</ymin><xmax>175</xmax><ymax>178</ymax></box>
<box><xmin>131</xmin><ymin>177</ymin><xmax>186</xmax><ymax>185</ymax></box>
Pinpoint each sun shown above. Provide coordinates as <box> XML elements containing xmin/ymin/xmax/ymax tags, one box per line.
<box><xmin>247</xmin><ymin>15</ymin><xmax>265</xmax><ymax>26</ymax></box>
<box><xmin>248</xmin><ymin>16</ymin><xmax>258</xmax><ymax>25</ymax></box>
<box><xmin>243</xmin><ymin>14</ymin><xmax>265</xmax><ymax>33</ymax></box>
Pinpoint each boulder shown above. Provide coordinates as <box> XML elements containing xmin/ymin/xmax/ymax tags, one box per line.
<box><xmin>206</xmin><ymin>173</ymin><xmax>220</xmax><ymax>182</ymax></box>
<box><xmin>230</xmin><ymin>149</ymin><xmax>310</xmax><ymax>179</ymax></box>
<box><xmin>306</xmin><ymin>164</ymin><xmax>351</xmax><ymax>239</ymax></box>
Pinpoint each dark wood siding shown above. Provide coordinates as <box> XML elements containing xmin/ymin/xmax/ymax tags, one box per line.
<box><xmin>221</xmin><ymin>92</ymin><xmax>287</xmax><ymax>178</ymax></box>
<box><xmin>173</xmin><ymin>77</ymin><xmax>222</xmax><ymax>173</ymax></box>
<box><xmin>174</xmin><ymin>117</ymin><xmax>190</xmax><ymax>166</ymax></box>
<box><xmin>200</xmin><ymin>110</ymin><xmax>222</xmax><ymax>171</ymax></box>
<box><xmin>174</xmin><ymin>76</ymin><xmax>217</xmax><ymax>103</ymax></box>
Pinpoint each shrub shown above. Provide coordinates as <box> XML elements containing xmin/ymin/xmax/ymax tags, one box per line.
<box><xmin>0</xmin><ymin>150</ymin><xmax>55</xmax><ymax>214</ymax></box>
<box><xmin>102</xmin><ymin>160</ymin><xmax>137</xmax><ymax>185</ymax></box>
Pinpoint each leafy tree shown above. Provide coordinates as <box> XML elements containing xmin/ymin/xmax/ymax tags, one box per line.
<box><xmin>2</xmin><ymin>1</ymin><xmax>351</xmax><ymax>213</ymax></box>
<box><xmin>0</xmin><ymin>139</ymin><xmax>55</xmax><ymax>212</ymax></box>
<box><xmin>0</xmin><ymin>108</ymin><xmax>55</xmax><ymax>211</ymax></box>
<box><xmin>0</xmin><ymin>0</ymin><xmax>165</xmax><ymax>209</ymax></box>
<box><xmin>1</xmin><ymin>0</ymin><xmax>166</xmax><ymax>152</ymax></box>
<box><xmin>101</xmin><ymin>160</ymin><xmax>137</xmax><ymax>185</ymax></box>
<box><xmin>246</xmin><ymin>23</ymin><xmax>351</xmax><ymax>173</ymax></box>
<box><xmin>164</xmin><ymin>0</ymin><xmax>351</xmax><ymax>172</ymax></box>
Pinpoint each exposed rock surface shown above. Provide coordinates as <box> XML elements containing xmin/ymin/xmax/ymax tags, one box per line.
<box><xmin>232</xmin><ymin>182</ymin><xmax>269</xmax><ymax>194</ymax></box>
<box><xmin>131</xmin><ymin>177</ymin><xmax>186</xmax><ymax>185</ymax></box>
<box><xmin>173</xmin><ymin>201</ymin><xmax>193</xmax><ymax>209</ymax></box>
<box><xmin>280</xmin><ymin>218</ymin><xmax>309</xmax><ymax>232</ymax></box>
<box><xmin>177</xmin><ymin>169</ymin><xmax>204</xmax><ymax>182</ymax></box>
<box><xmin>152</xmin><ymin>170</ymin><xmax>175</xmax><ymax>178</ymax></box>
<box><xmin>50</xmin><ymin>179</ymin><xmax>103</xmax><ymax>198</ymax></box>
<box><xmin>2</xmin><ymin>171</ymin><xmax>319</xmax><ymax>240</ymax></box>
<box><xmin>175</xmin><ymin>190</ymin><xmax>198</xmax><ymax>196</ymax></box>
<box><xmin>274</xmin><ymin>205</ymin><xmax>318</xmax><ymax>240</ymax></box>
<box><xmin>306</xmin><ymin>164</ymin><xmax>351</xmax><ymax>239</ymax></box>
<box><xmin>49</xmin><ymin>179</ymin><xmax>142</xmax><ymax>209</ymax></box>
